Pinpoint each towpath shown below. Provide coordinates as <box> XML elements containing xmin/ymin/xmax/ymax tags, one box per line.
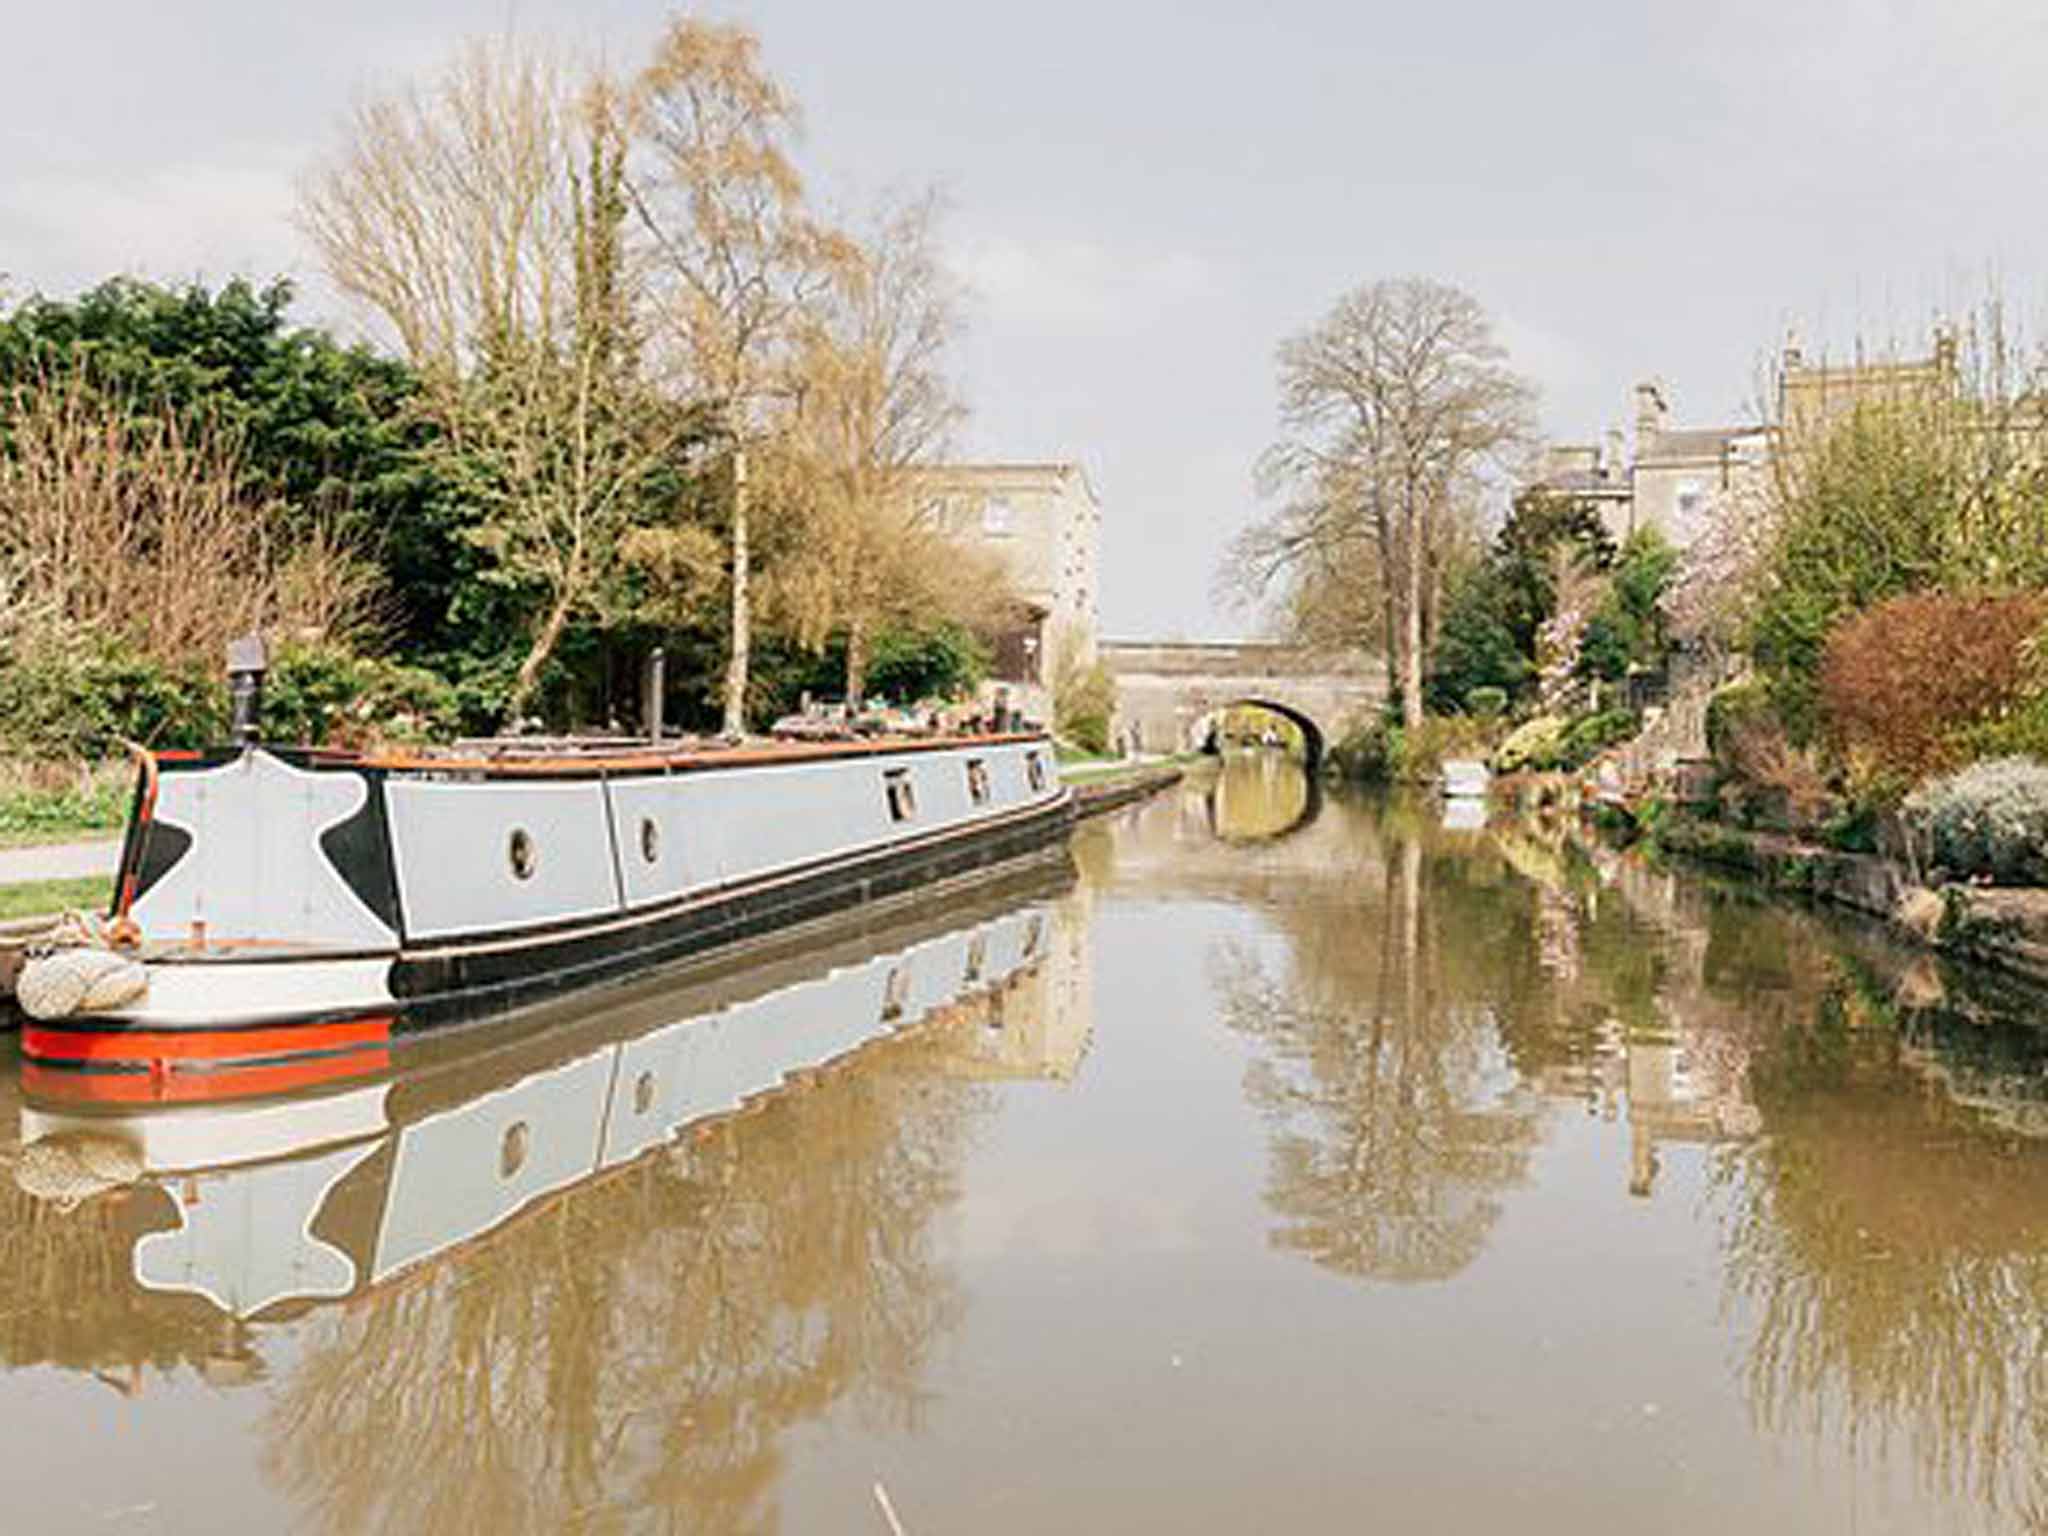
<box><xmin>0</xmin><ymin>838</ymin><xmax>121</xmax><ymax>883</ymax></box>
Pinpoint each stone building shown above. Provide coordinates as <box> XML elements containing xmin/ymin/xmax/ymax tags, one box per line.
<box><xmin>1627</xmin><ymin>381</ymin><xmax>1771</xmax><ymax>550</ymax></box>
<box><xmin>913</xmin><ymin>461</ymin><xmax>1101</xmax><ymax>713</ymax></box>
<box><xmin>1526</xmin><ymin>339</ymin><xmax>1953</xmax><ymax>554</ymax></box>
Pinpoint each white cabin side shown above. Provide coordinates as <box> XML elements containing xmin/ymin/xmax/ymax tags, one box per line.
<box><xmin>385</xmin><ymin>739</ymin><xmax>1061</xmax><ymax>944</ymax></box>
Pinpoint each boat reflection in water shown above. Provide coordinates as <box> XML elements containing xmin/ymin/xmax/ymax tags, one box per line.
<box><xmin>5</xmin><ymin>853</ymin><xmax>1084</xmax><ymax>1528</ymax></box>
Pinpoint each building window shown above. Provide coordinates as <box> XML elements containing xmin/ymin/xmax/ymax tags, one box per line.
<box><xmin>1676</xmin><ymin>480</ymin><xmax>1705</xmax><ymax>521</ymax></box>
<box><xmin>884</xmin><ymin>768</ymin><xmax>917</xmax><ymax>822</ymax></box>
<box><xmin>982</xmin><ymin>497</ymin><xmax>1015</xmax><ymax>536</ymax></box>
<box><xmin>966</xmin><ymin>758</ymin><xmax>991</xmax><ymax>806</ymax></box>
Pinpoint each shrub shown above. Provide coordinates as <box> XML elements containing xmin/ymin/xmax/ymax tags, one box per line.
<box><xmin>1957</xmin><ymin>690</ymin><xmax>2048</xmax><ymax>764</ymax></box>
<box><xmin>1394</xmin><ymin>715</ymin><xmax>1492</xmax><ymax>781</ymax></box>
<box><xmin>866</xmin><ymin>622</ymin><xmax>990</xmax><ymax>704</ymax></box>
<box><xmin>1705</xmin><ymin>681</ymin><xmax>1771</xmax><ymax>766</ymax></box>
<box><xmin>1329</xmin><ymin>719</ymin><xmax>1395</xmax><ymax>781</ymax></box>
<box><xmin>264</xmin><ymin>641</ymin><xmax>460</xmax><ymax>748</ymax></box>
<box><xmin>1494</xmin><ymin>714</ymin><xmax>1569</xmax><ymax>774</ymax></box>
<box><xmin>1578</xmin><ymin>528</ymin><xmax>1678</xmax><ymax>683</ymax></box>
<box><xmin>1820</xmin><ymin>591</ymin><xmax>2048</xmax><ymax>786</ymax></box>
<box><xmin>1054</xmin><ymin>662</ymin><xmax>1116</xmax><ymax>756</ymax></box>
<box><xmin>1558</xmin><ymin>709</ymin><xmax>1638</xmax><ymax>769</ymax></box>
<box><xmin>0</xmin><ymin>639</ymin><xmax>223</xmax><ymax>758</ymax></box>
<box><xmin>1466</xmin><ymin>686</ymin><xmax>1507</xmax><ymax>719</ymax></box>
<box><xmin>1902</xmin><ymin>755</ymin><xmax>2048</xmax><ymax>886</ymax></box>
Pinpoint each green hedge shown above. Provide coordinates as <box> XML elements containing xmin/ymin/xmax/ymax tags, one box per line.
<box><xmin>0</xmin><ymin>637</ymin><xmax>461</xmax><ymax>758</ymax></box>
<box><xmin>0</xmin><ymin>642</ymin><xmax>224</xmax><ymax>758</ymax></box>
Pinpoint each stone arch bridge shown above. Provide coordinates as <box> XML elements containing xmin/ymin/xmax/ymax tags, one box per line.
<box><xmin>1100</xmin><ymin>640</ymin><xmax>1385</xmax><ymax>765</ymax></box>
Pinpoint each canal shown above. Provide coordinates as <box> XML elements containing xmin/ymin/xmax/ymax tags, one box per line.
<box><xmin>2</xmin><ymin>753</ymin><xmax>2046</xmax><ymax>1533</ymax></box>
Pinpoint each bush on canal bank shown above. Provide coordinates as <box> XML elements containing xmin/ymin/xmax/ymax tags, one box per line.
<box><xmin>1327</xmin><ymin>713</ymin><xmax>1494</xmax><ymax>783</ymax></box>
<box><xmin>1902</xmin><ymin>756</ymin><xmax>2048</xmax><ymax>887</ymax></box>
<box><xmin>0</xmin><ymin>641</ymin><xmax>224</xmax><ymax>760</ymax></box>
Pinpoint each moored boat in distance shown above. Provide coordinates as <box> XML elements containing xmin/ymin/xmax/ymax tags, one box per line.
<box><xmin>1440</xmin><ymin>758</ymin><xmax>1491</xmax><ymax>799</ymax></box>
<box><xmin>17</xmin><ymin>728</ymin><xmax>1072</xmax><ymax>1087</ymax></box>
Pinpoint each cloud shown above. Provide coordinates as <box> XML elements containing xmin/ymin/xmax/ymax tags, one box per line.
<box><xmin>0</xmin><ymin>144</ymin><xmax>312</xmax><ymax>300</ymax></box>
<box><xmin>953</xmin><ymin>231</ymin><xmax>1225</xmax><ymax>336</ymax></box>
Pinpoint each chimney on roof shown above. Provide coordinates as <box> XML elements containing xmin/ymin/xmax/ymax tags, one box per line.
<box><xmin>1933</xmin><ymin>323</ymin><xmax>1958</xmax><ymax>375</ymax></box>
<box><xmin>1634</xmin><ymin>381</ymin><xmax>1668</xmax><ymax>447</ymax></box>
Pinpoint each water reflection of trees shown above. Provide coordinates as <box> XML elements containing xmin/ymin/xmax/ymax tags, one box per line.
<box><xmin>1718</xmin><ymin>957</ymin><xmax>2048</xmax><ymax>1526</ymax></box>
<box><xmin>266</xmin><ymin>1024</ymin><xmax>988</xmax><ymax>1536</ymax></box>
<box><xmin>0</xmin><ymin>1172</ymin><xmax>225</xmax><ymax>1389</ymax></box>
<box><xmin>1213</xmin><ymin>809</ymin><xmax>1540</xmax><ymax>1282</ymax></box>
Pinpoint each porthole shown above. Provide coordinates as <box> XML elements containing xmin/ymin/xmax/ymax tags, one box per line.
<box><xmin>500</xmin><ymin>1120</ymin><xmax>530</xmax><ymax>1179</ymax></box>
<box><xmin>508</xmin><ymin>827</ymin><xmax>537</xmax><ymax>881</ymax></box>
<box><xmin>634</xmin><ymin>1070</ymin><xmax>656</xmax><ymax>1115</ymax></box>
<box><xmin>640</xmin><ymin>816</ymin><xmax>661</xmax><ymax>865</ymax></box>
<box><xmin>884</xmin><ymin>769</ymin><xmax>917</xmax><ymax>823</ymax></box>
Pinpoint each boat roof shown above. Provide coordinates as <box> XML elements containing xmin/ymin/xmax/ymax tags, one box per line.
<box><xmin>155</xmin><ymin>731</ymin><xmax>1052</xmax><ymax>779</ymax></box>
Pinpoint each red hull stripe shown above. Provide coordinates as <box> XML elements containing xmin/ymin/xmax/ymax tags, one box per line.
<box><xmin>23</xmin><ymin>1015</ymin><xmax>394</xmax><ymax>1066</ymax></box>
<box><xmin>22</xmin><ymin>1050</ymin><xmax>391</xmax><ymax>1105</ymax></box>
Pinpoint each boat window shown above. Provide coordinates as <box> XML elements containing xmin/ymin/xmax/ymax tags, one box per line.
<box><xmin>881</xmin><ymin>965</ymin><xmax>909</xmax><ymax>1023</ymax></box>
<box><xmin>1023</xmin><ymin>914</ymin><xmax>1044</xmax><ymax>958</ymax></box>
<box><xmin>500</xmin><ymin>1121</ymin><xmax>530</xmax><ymax>1179</ymax></box>
<box><xmin>634</xmin><ymin>1071</ymin><xmax>655</xmax><ymax>1115</ymax></box>
<box><xmin>508</xmin><ymin>828</ymin><xmax>537</xmax><ymax>881</ymax></box>
<box><xmin>964</xmin><ymin>932</ymin><xmax>987</xmax><ymax>984</ymax></box>
<box><xmin>639</xmin><ymin>816</ymin><xmax>661</xmax><ymax>865</ymax></box>
<box><xmin>1025</xmin><ymin>752</ymin><xmax>1047</xmax><ymax>793</ymax></box>
<box><xmin>966</xmin><ymin>758</ymin><xmax>991</xmax><ymax>806</ymax></box>
<box><xmin>885</xmin><ymin>768</ymin><xmax>917</xmax><ymax>822</ymax></box>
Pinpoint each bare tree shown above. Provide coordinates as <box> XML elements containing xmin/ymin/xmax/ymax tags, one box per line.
<box><xmin>1245</xmin><ymin>280</ymin><xmax>1534</xmax><ymax>725</ymax></box>
<box><xmin>0</xmin><ymin>357</ymin><xmax>376</xmax><ymax>668</ymax></box>
<box><xmin>775</xmin><ymin>194</ymin><xmax>1007</xmax><ymax>703</ymax></box>
<box><xmin>301</xmin><ymin>38</ymin><xmax>673</xmax><ymax>715</ymax></box>
<box><xmin>627</xmin><ymin>16</ymin><xmax>851</xmax><ymax>735</ymax></box>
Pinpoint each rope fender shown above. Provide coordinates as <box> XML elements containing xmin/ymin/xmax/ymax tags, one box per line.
<box><xmin>15</xmin><ymin>911</ymin><xmax>149</xmax><ymax>1021</ymax></box>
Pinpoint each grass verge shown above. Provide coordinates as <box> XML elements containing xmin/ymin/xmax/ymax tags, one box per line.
<box><xmin>1059</xmin><ymin>752</ymin><xmax>1205</xmax><ymax>786</ymax></box>
<box><xmin>0</xmin><ymin>876</ymin><xmax>111</xmax><ymax>922</ymax></box>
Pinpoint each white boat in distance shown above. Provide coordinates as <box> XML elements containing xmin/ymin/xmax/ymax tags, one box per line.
<box><xmin>19</xmin><ymin>732</ymin><xmax>1072</xmax><ymax>1091</ymax></box>
<box><xmin>1440</xmin><ymin>758</ymin><xmax>1491</xmax><ymax>799</ymax></box>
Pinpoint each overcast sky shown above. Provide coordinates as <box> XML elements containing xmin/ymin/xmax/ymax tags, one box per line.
<box><xmin>7</xmin><ymin>0</ymin><xmax>2046</xmax><ymax>638</ymax></box>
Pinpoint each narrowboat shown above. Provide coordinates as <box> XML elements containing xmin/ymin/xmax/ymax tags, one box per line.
<box><xmin>16</xmin><ymin>728</ymin><xmax>1072</xmax><ymax>1084</ymax></box>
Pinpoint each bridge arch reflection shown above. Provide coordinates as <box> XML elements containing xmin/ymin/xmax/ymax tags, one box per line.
<box><xmin>1202</xmin><ymin>752</ymin><xmax>1322</xmax><ymax>843</ymax></box>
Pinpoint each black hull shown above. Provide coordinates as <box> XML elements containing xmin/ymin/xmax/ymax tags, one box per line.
<box><xmin>392</xmin><ymin>792</ymin><xmax>1076</xmax><ymax>1033</ymax></box>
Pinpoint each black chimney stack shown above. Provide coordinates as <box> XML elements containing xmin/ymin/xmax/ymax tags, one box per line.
<box><xmin>227</xmin><ymin>634</ymin><xmax>268</xmax><ymax>746</ymax></box>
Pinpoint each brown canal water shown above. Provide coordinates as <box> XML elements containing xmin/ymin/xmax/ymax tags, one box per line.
<box><xmin>3</xmin><ymin>752</ymin><xmax>2048</xmax><ymax>1533</ymax></box>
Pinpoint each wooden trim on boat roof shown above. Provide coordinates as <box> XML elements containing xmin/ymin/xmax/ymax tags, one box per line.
<box><xmin>350</xmin><ymin>730</ymin><xmax>1050</xmax><ymax>778</ymax></box>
